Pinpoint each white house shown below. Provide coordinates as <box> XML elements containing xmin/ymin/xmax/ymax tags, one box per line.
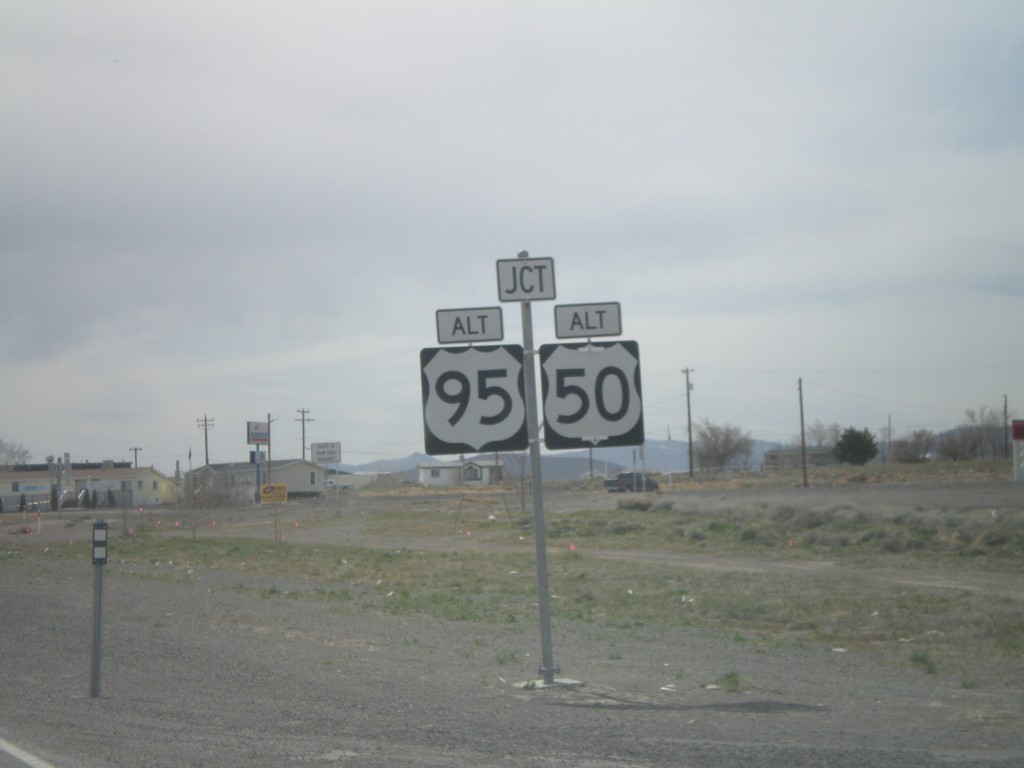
<box><xmin>417</xmin><ymin>457</ymin><xmax>504</xmax><ymax>488</ymax></box>
<box><xmin>185</xmin><ymin>459</ymin><xmax>325</xmax><ymax>504</ymax></box>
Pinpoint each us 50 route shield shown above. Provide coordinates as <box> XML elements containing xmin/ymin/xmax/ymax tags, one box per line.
<box><xmin>539</xmin><ymin>340</ymin><xmax>644</xmax><ymax>450</ymax></box>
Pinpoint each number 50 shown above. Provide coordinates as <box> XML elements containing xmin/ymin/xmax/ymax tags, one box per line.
<box><xmin>554</xmin><ymin>367</ymin><xmax>630</xmax><ymax>424</ymax></box>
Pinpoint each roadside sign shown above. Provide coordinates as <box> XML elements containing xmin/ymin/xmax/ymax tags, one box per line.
<box><xmin>539</xmin><ymin>341</ymin><xmax>645</xmax><ymax>450</ymax></box>
<box><xmin>496</xmin><ymin>257</ymin><xmax>556</xmax><ymax>302</ymax></box>
<box><xmin>420</xmin><ymin>345</ymin><xmax>528</xmax><ymax>454</ymax></box>
<box><xmin>436</xmin><ymin>307</ymin><xmax>504</xmax><ymax>344</ymax></box>
<box><xmin>310</xmin><ymin>442</ymin><xmax>341</xmax><ymax>465</ymax></box>
<box><xmin>247</xmin><ymin>421</ymin><xmax>269</xmax><ymax>445</ymax></box>
<box><xmin>554</xmin><ymin>302</ymin><xmax>622</xmax><ymax>339</ymax></box>
<box><xmin>260</xmin><ymin>483</ymin><xmax>287</xmax><ymax>503</ymax></box>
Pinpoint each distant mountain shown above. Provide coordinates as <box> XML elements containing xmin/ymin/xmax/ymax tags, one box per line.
<box><xmin>339</xmin><ymin>453</ymin><xmax>434</xmax><ymax>475</ymax></box>
<box><xmin>548</xmin><ymin>439</ymin><xmax>782</xmax><ymax>474</ymax></box>
<box><xmin>340</xmin><ymin>439</ymin><xmax>784</xmax><ymax>479</ymax></box>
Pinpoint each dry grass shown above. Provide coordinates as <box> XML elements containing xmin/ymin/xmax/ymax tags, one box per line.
<box><xmin>8</xmin><ymin>462</ymin><xmax>1023</xmax><ymax>685</ymax></box>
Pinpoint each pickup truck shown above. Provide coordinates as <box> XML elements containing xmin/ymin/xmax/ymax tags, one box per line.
<box><xmin>604</xmin><ymin>472</ymin><xmax>660</xmax><ymax>493</ymax></box>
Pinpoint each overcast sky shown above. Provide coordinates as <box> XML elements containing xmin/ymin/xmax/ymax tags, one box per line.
<box><xmin>3</xmin><ymin>1</ymin><xmax>1022</xmax><ymax>473</ymax></box>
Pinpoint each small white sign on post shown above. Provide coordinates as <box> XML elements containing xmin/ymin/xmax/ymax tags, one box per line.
<box><xmin>436</xmin><ymin>307</ymin><xmax>504</xmax><ymax>344</ymax></box>
<box><xmin>554</xmin><ymin>302</ymin><xmax>622</xmax><ymax>338</ymax></box>
<box><xmin>496</xmin><ymin>257</ymin><xmax>556</xmax><ymax>302</ymax></box>
<box><xmin>310</xmin><ymin>442</ymin><xmax>342</xmax><ymax>465</ymax></box>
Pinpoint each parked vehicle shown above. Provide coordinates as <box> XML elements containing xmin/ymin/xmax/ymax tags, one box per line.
<box><xmin>604</xmin><ymin>472</ymin><xmax>660</xmax><ymax>493</ymax></box>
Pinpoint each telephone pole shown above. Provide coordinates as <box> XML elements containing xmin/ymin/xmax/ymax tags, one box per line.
<box><xmin>798</xmin><ymin>378</ymin><xmax>808</xmax><ymax>488</ymax></box>
<box><xmin>129</xmin><ymin>446</ymin><xmax>142</xmax><ymax>467</ymax></box>
<box><xmin>295</xmin><ymin>408</ymin><xmax>314</xmax><ymax>461</ymax></box>
<box><xmin>1005</xmin><ymin>394</ymin><xmax>1010</xmax><ymax>459</ymax></box>
<box><xmin>196</xmin><ymin>414</ymin><xmax>215</xmax><ymax>466</ymax></box>
<box><xmin>682</xmin><ymin>368</ymin><xmax>695</xmax><ymax>477</ymax></box>
<box><xmin>266</xmin><ymin>412</ymin><xmax>274</xmax><ymax>484</ymax></box>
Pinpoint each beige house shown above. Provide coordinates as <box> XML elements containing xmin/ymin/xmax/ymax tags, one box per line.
<box><xmin>185</xmin><ymin>459</ymin><xmax>325</xmax><ymax>504</ymax></box>
<box><xmin>0</xmin><ymin>461</ymin><xmax>177</xmax><ymax>510</ymax></box>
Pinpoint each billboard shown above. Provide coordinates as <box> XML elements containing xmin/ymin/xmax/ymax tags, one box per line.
<box><xmin>310</xmin><ymin>442</ymin><xmax>342</xmax><ymax>465</ymax></box>
<box><xmin>260</xmin><ymin>483</ymin><xmax>287</xmax><ymax>503</ymax></box>
<box><xmin>247</xmin><ymin>421</ymin><xmax>270</xmax><ymax>445</ymax></box>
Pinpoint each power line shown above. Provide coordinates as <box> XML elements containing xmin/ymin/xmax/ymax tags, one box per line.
<box><xmin>803</xmin><ymin>381</ymin><xmax>966</xmax><ymax>414</ymax></box>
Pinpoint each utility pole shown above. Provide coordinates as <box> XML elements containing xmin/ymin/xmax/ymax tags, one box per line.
<box><xmin>798</xmin><ymin>378</ymin><xmax>808</xmax><ymax>488</ymax></box>
<box><xmin>196</xmin><ymin>414</ymin><xmax>215</xmax><ymax>466</ymax></box>
<box><xmin>129</xmin><ymin>446</ymin><xmax>142</xmax><ymax>468</ymax></box>
<box><xmin>266</xmin><ymin>412</ymin><xmax>274</xmax><ymax>484</ymax></box>
<box><xmin>682</xmin><ymin>368</ymin><xmax>695</xmax><ymax>477</ymax></box>
<box><xmin>887</xmin><ymin>414</ymin><xmax>892</xmax><ymax>465</ymax></box>
<box><xmin>1005</xmin><ymin>394</ymin><xmax>1010</xmax><ymax>460</ymax></box>
<box><xmin>295</xmin><ymin>408</ymin><xmax>314</xmax><ymax>461</ymax></box>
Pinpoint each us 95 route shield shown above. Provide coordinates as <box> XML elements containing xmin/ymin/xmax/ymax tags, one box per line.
<box><xmin>420</xmin><ymin>345</ymin><xmax>529</xmax><ymax>455</ymax></box>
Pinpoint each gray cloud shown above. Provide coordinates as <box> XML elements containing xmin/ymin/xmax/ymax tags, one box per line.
<box><xmin>2</xmin><ymin>1</ymin><xmax>1022</xmax><ymax>467</ymax></box>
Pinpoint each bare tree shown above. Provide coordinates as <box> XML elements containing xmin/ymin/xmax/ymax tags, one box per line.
<box><xmin>694</xmin><ymin>420</ymin><xmax>752</xmax><ymax>471</ymax></box>
<box><xmin>966</xmin><ymin>406</ymin><xmax>1005</xmax><ymax>460</ymax></box>
<box><xmin>805</xmin><ymin>420</ymin><xmax>841</xmax><ymax>448</ymax></box>
<box><xmin>936</xmin><ymin>429</ymin><xmax>980</xmax><ymax>461</ymax></box>
<box><xmin>891</xmin><ymin>429</ymin><xmax>934</xmax><ymax>463</ymax></box>
<box><xmin>502</xmin><ymin>452</ymin><xmax>530</xmax><ymax>513</ymax></box>
<box><xmin>0</xmin><ymin>439</ymin><xmax>31</xmax><ymax>469</ymax></box>
<box><xmin>937</xmin><ymin>406</ymin><xmax>1006</xmax><ymax>461</ymax></box>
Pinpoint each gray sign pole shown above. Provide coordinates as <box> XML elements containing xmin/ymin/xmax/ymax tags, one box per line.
<box><xmin>90</xmin><ymin>563</ymin><xmax>104</xmax><ymax>697</ymax></box>
<box><xmin>90</xmin><ymin>520</ymin><xmax>108</xmax><ymax>698</ymax></box>
<box><xmin>516</xmin><ymin>254</ymin><xmax>558</xmax><ymax>684</ymax></box>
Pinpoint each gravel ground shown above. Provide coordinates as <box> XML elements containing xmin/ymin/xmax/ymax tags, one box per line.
<box><xmin>2</xmin><ymin>480</ymin><xmax>1023</xmax><ymax>767</ymax></box>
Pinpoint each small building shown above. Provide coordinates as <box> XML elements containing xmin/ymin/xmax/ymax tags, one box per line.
<box><xmin>0</xmin><ymin>460</ymin><xmax>177</xmax><ymax>510</ymax></box>
<box><xmin>417</xmin><ymin>457</ymin><xmax>504</xmax><ymax>488</ymax></box>
<box><xmin>763</xmin><ymin>446</ymin><xmax>835</xmax><ymax>470</ymax></box>
<box><xmin>185</xmin><ymin>459</ymin><xmax>325</xmax><ymax>504</ymax></box>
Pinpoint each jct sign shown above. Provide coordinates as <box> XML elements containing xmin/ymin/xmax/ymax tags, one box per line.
<box><xmin>539</xmin><ymin>341</ymin><xmax>645</xmax><ymax>450</ymax></box>
<box><xmin>419</xmin><ymin>345</ymin><xmax>528</xmax><ymax>454</ymax></box>
<box><xmin>496</xmin><ymin>256</ymin><xmax>556</xmax><ymax>301</ymax></box>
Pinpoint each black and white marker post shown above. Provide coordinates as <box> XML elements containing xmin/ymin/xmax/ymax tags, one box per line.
<box><xmin>90</xmin><ymin>519</ymin><xmax>108</xmax><ymax>698</ymax></box>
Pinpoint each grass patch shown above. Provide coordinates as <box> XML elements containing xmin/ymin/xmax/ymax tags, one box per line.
<box><xmin>21</xmin><ymin>488</ymin><xmax>1024</xmax><ymax>679</ymax></box>
<box><xmin>706</xmin><ymin>671</ymin><xmax>747</xmax><ymax>692</ymax></box>
<box><xmin>910</xmin><ymin>649</ymin><xmax>938</xmax><ymax>674</ymax></box>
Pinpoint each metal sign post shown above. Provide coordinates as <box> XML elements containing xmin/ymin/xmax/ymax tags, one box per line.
<box><xmin>521</xmin><ymin>281</ymin><xmax>559</xmax><ymax>684</ymax></box>
<box><xmin>90</xmin><ymin>519</ymin><xmax>108</xmax><ymax>698</ymax></box>
<box><xmin>499</xmin><ymin>251</ymin><xmax>559</xmax><ymax>684</ymax></box>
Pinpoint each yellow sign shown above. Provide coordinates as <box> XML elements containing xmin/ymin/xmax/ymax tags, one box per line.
<box><xmin>260</xmin><ymin>483</ymin><xmax>287</xmax><ymax>503</ymax></box>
